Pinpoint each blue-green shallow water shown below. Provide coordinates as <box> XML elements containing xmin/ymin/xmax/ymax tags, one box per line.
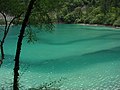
<box><xmin>0</xmin><ymin>24</ymin><xmax>120</xmax><ymax>89</ymax></box>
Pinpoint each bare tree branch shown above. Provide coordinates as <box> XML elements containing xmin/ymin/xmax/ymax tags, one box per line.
<box><xmin>0</xmin><ymin>12</ymin><xmax>23</xmax><ymax>65</ymax></box>
<box><xmin>6</xmin><ymin>12</ymin><xmax>23</xmax><ymax>34</ymax></box>
<box><xmin>0</xmin><ymin>11</ymin><xmax>8</xmax><ymax>34</ymax></box>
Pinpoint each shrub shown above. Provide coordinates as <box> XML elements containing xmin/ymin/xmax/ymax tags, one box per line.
<box><xmin>104</xmin><ymin>13</ymin><xmax>116</xmax><ymax>25</ymax></box>
<box><xmin>75</xmin><ymin>18</ymin><xmax>83</xmax><ymax>23</ymax></box>
<box><xmin>83</xmin><ymin>7</ymin><xmax>102</xmax><ymax>24</ymax></box>
<box><xmin>89</xmin><ymin>7</ymin><xmax>101</xmax><ymax>16</ymax></box>
<box><xmin>64</xmin><ymin>12</ymin><xmax>76</xmax><ymax>23</ymax></box>
<box><xmin>113</xmin><ymin>17</ymin><xmax>120</xmax><ymax>26</ymax></box>
<box><xmin>90</xmin><ymin>14</ymin><xmax>104</xmax><ymax>24</ymax></box>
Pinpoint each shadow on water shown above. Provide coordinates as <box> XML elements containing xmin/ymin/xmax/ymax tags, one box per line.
<box><xmin>2</xmin><ymin>25</ymin><xmax>120</xmax><ymax>74</ymax></box>
<box><xmin>25</xmin><ymin>46</ymin><xmax>120</xmax><ymax>73</ymax></box>
<box><xmin>39</xmin><ymin>33</ymin><xmax>120</xmax><ymax>45</ymax></box>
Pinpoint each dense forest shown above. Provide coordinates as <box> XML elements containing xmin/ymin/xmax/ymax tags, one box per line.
<box><xmin>55</xmin><ymin>0</ymin><xmax>120</xmax><ymax>26</ymax></box>
<box><xmin>0</xmin><ymin>0</ymin><xmax>120</xmax><ymax>26</ymax></box>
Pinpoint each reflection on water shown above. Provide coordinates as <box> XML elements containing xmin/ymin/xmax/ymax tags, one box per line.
<box><xmin>0</xmin><ymin>24</ymin><xmax>120</xmax><ymax>89</ymax></box>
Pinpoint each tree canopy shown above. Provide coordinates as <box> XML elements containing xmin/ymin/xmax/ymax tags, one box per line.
<box><xmin>0</xmin><ymin>0</ymin><xmax>64</xmax><ymax>89</ymax></box>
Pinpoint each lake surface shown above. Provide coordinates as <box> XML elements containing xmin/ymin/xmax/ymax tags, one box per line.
<box><xmin>0</xmin><ymin>24</ymin><xmax>120</xmax><ymax>90</ymax></box>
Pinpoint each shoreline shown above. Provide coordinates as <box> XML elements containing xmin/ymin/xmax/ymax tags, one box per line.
<box><xmin>57</xmin><ymin>22</ymin><xmax>120</xmax><ymax>29</ymax></box>
<box><xmin>78</xmin><ymin>23</ymin><xmax>120</xmax><ymax>29</ymax></box>
<box><xmin>1</xmin><ymin>23</ymin><xmax>120</xmax><ymax>29</ymax></box>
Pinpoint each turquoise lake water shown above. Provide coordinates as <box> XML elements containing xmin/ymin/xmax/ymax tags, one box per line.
<box><xmin>0</xmin><ymin>24</ymin><xmax>120</xmax><ymax>89</ymax></box>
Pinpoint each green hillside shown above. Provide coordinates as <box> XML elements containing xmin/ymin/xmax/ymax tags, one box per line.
<box><xmin>56</xmin><ymin>0</ymin><xmax>120</xmax><ymax>26</ymax></box>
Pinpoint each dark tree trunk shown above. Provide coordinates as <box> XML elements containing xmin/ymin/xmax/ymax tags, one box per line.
<box><xmin>0</xmin><ymin>12</ymin><xmax>7</xmax><ymax>60</ymax></box>
<box><xmin>0</xmin><ymin>35</ymin><xmax>6</xmax><ymax>60</ymax></box>
<box><xmin>13</xmin><ymin>0</ymin><xmax>36</xmax><ymax>90</ymax></box>
<box><xmin>0</xmin><ymin>42</ymin><xmax>4</xmax><ymax>60</ymax></box>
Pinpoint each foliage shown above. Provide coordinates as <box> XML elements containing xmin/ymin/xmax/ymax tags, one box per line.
<box><xmin>90</xmin><ymin>14</ymin><xmax>105</xmax><ymax>24</ymax></box>
<box><xmin>0</xmin><ymin>0</ymin><xmax>26</xmax><ymax>16</ymax></box>
<box><xmin>104</xmin><ymin>13</ymin><xmax>116</xmax><ymax>25</ymax></box>
<box><xmin>113</xmin><ymin>17</ymin><xmax>120</xmax><ymax>26</ymax></box>
<box><xmin>25</xmin><ymin>26</ymin><xmax>38</xmax><ymax>43</ymax></box>
<box><xmin>56</xmin><ymin>0</ymin><xmax>120</xmax><ymax>26</ymax></box>
<box><xmin>64</xmin><ymin>12</ymin><xmax>76</xmax><ymax>23</ymax></box>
